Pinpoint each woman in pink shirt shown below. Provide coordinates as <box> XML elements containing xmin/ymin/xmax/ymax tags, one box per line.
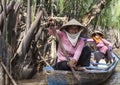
<box><xmin>48</xmin><ymin>18</ymin><xmax>91</xmax><ymax>71</ymax></box>
<box><xmin>87</xmin><ymin>31</ymin><xmax>113</xmax><ymax>64</ymax></box>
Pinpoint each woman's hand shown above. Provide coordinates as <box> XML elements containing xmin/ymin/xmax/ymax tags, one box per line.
<box><xmin>67</xmin><ymin>59</ymin><xmax>77</xmax><ymax>68</ymax></box>
<box><xmin>108</xmin><ymin>46</ymin><xmax>112</xmax><ymax>51</ymax></box>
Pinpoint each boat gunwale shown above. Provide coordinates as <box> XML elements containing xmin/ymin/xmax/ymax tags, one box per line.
<box><xmin>44</xmin><ymin>52</ymin><xmax>119</xmax><ymax>74</ymax></box>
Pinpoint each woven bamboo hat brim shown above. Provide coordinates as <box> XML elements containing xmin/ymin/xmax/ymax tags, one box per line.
<box><xmin>91</xmin><ymin>31</ymin><xmax>104</xmax><ymax>37</ymax></box>
<box><xmin>60</xmin><ymin>18</ymin><xmax>87</xmax><ymax>35</ymax></box>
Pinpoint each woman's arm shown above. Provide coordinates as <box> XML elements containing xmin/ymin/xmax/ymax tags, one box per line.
<box><xmin>102</xmin><ymin>39</ymin><xmax>112</xmax><ymax>50</ymax></box>
<box><xmin>48</xmin><ymin>27</ymin><xmax>64</xmax><ymax>38</ymax></box>
<box><xmin>80</xmin><ymin>37</ymin><xmax>94</xmax><ymax>42</ymax></box>
<box><xmin>102</xmin><ymin>39</ymin><xmax>112</xmax><ymax>47</ymax></box>
<box><xmin>86</xmin><ymin>38</ymin><xmax>94</xmax><ymax>42</ymax></box>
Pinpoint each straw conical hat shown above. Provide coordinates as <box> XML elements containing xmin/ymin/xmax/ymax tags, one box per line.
<box><xmin>60</xmin><ymin>18</ymin><xmax>85</xmax><ymax>30</ymax></box>
<box><xmin>91</xmin><ymin>31</ymin><xmax>104</xmax><ymax>37</ymax></box>
<box><xmin>60</xmin><ymin>18</ymin><xmax>87</xmax><ymax>35</ymax></box>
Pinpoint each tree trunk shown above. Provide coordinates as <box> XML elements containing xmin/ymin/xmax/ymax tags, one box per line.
<box><xmin>7</xmin><ymin>1</ymin><xmax>21</xmax><ymax>51</ymax></box>
<box><xmin>0</xmin><ymin>0</ymin><xmax>15</xmax><ymax>30</ymax></box>
<box><xmin>16</xmin><ymin>10</ymin><xmax>43</xmax><ymax>61</ymax></box>
<box><xmin>26</xmin><ymin>0</ymin><xmax>31</xmax><ymax>33</ymax></box>
<box><xmin>81</xmin><ymin>0</ymin><xmax>106</xmax><ymax>26</ymax></box>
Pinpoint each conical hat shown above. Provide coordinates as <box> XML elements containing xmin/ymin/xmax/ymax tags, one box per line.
<box><xmin>60</xmin><ymin>18</ymin><xmax>87</xmax><ymax>35</ymax></box>
<box><xmin>91</xmin><ymin>31</ymin><xmax>104</xmax><ymax>37</ymax></box>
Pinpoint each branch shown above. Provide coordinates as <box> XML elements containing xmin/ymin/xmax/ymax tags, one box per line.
<box><xmin>1</xmin><ymin>61</ymin><xmax>17</xmax><ymax>85</ymax></box>
<box><xmin>0</xmin><ymin>0</ymin><xmax>15</xmax><ymax>27</ymax></box>
<box><xmin>81</xmin><ymin>0</ymin><xmax>106</xmax><ymax>26</ymax></box>
<box><xmin>12</xmin><ymin>10</ymin><xmax>43</xmax><ymax>62</ymax></box>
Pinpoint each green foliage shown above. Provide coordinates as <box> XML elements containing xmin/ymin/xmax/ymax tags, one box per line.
<box><xmin>57</xmin><ymin>0</ymin><xmax>98</xmax><ymax>19</ymax></box>
<box><xmin>111</xmin><ymin>0</ymin><xmax>120</xmax><ymax>30</ymax></box>
<box><xmin>21</xmin><ymin>0</ymin><xmax>120</xmax><ymax>31</ymax></box>
<box><xmin>32</xmin><ymin>0</ymin><xmax>37</xmax><ymax>22</ymax></box>
<box><xmin>96</xmin><ymin>0</ymin><xmax>120</xmax><ymax>31</ymax></box>
<box><xmin>57</xmin><ymin>0</ymin><xmax>64</xmax><ymax>15</ymax></box>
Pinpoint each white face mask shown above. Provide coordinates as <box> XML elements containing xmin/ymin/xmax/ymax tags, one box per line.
<box><xmin>65</xmin><ymin>29</ymin><xmax>83</xmax><ymax>46</ymax></box>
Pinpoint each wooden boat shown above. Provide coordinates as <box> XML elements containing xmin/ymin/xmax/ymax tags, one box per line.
<box><xmin>43</xmin><ymin>53</ymin><xmax>119</xmax><ymax>85</ymax></box>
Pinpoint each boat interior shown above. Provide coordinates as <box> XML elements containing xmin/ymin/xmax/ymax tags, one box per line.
<box><xmin>43</xmin><ymin>52</ymin><xmax>119</xmax><ymax>73</ymax></box>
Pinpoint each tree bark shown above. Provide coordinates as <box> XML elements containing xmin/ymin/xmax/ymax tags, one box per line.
<box><xmin>16</xmin><ymin>10</ymin><xmax>43</xmax><ymax>60</ymax></box>
<box><xmin>7</xmin><ymin>1</ymin><xmax>21</xmax><ymax>49</ymax></box>
<box><xmin>1</xmin><ymin>61</ymin><xmax>17</xmax><ymax>85</ymax></box>
<box><xmin>0</xmin><ymin>0</ymin><xmax>15</xmax><ymax>29</ymax></box>
<box><xmin>0</xmin><ymin>4</ymin><xmax>2</xmax><ymax>13</ymax></box>
<box><xmin>81</xmin><ymin>0</ymin><xmax>106</xmax><ymax>26</ymax></box>
<box><xmin>26</xmin><ymin>0</ymin><xmax>31</xmax><ymax>33</ymax></box>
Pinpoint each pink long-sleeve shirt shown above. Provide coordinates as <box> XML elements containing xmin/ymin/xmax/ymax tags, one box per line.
<box><xmin>48</xmin><ymin>29</ymin><xmax>85</xmax><ymax>62</ymax></box>
<box><xmin>87</xmin><ymin>38</ymin><xmax>112</xmax><ymax>54</ymax></box>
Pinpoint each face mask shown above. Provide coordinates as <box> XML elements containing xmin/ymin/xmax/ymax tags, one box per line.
<box><xmin>92</xmin><ymin>36</ymin><xmax>102</xmax><ymax>44</ymax></box>
<box><xmin>65</xmin><ymin>30</ymin><xmax>83</xmax><ymax>46</ymax></box>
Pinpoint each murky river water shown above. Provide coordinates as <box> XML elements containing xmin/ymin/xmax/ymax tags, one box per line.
<box><xmin>103</xmin><ymin>61</ymin><xmax>120</xmax><ymax>85</ymax></box>
<box><xmin>103</xmin><ymin>49</ymin><xmax>120</xmax><ymax>85</ymax></box>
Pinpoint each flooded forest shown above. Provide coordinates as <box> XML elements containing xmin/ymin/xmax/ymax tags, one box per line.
<box><xmin>0</xmin><ymin>0</ymin><xmax>120</xmax><ymax>85</ymax></box>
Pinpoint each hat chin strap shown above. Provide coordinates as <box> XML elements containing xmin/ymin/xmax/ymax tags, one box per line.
<box><xmin>65</xmin><ymin>29</ymin><xmax>83</xmax><ymax>46</ymax></box>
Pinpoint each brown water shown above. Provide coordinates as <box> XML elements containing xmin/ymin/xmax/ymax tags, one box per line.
<box><xmin>103</xmin><ymin>49</ymin><xmax>120</xmax><ymax>85</ymax></box>
<box><xmin>103</xmin><ymin>61</ymin><xmax>120</xmax><ymax>85</ymax></box>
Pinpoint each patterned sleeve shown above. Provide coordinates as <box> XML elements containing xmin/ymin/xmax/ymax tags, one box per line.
<box><xmin>102</xmin><ymin>39</ymin><xmax>112</xmax><ymax>47</ymax></box>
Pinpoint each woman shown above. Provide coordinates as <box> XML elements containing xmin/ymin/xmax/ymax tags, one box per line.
<box><xmin>87</xmin><ymin>31</ymin><xmax>113</xmax><ymax>64</ymax></box>
<box><xmin>48</xmin><ymin>18</ymin><xmax>91</xmax><ymax>71</ymax></box>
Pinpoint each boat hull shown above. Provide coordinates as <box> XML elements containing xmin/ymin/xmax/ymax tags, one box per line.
<box><xmin>43</xmin><ymin>53</ymin><xmax>119</xmax><ymax>85</ymax></box>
